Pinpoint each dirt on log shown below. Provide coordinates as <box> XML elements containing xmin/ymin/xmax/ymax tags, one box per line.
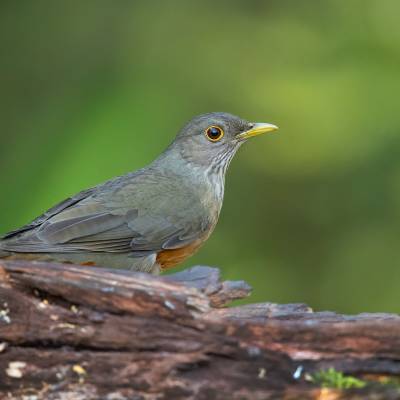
<box><xmin>0</xmin><ymin>260</ymin><xmax>399</xmax><ymax>399</ymax></box>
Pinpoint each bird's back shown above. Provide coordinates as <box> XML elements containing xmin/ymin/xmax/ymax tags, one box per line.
<box><xmin>0</xmin><ymin>166</ymin><xmax>222</xmax><ymax>271</ymax></box>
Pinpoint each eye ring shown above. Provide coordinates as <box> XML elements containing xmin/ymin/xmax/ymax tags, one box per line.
<box><xmin>205</xmin><ymin>125</ymin><xmax>224</xmax><ymax>142</ymax></box>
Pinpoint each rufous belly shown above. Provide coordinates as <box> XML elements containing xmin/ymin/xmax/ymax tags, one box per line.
<box><xmin>156</xmin><ymin>239</ymin><xmax>204</xmax><ymax>270</ymax></box>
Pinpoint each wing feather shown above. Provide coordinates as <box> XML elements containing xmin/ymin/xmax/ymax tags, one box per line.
<box><xmin>2</xmin><ymin>188</ymin><xmax>95</xmax><ymax>239</ymax></box>
<box><xmin>1</xmin><ymin>172</ymin><xmax>210</xmax><ymax>256</ymax></box>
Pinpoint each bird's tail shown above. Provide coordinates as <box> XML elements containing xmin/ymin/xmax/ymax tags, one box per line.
<box><xmin>0</xmin><ymin>241</ymin><xmax>11</xmax><ymax>258</ymax></box>
<box><xmin>0</xmin><ymin>250</ymin><xmax>11</xmax><ymax>258</ymax></box>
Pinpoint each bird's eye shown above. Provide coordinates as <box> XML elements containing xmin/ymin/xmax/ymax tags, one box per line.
<box><xmin>205</xmin><ymin>126</ymin><xmax>224</xmax><ymax>142</ymax></box>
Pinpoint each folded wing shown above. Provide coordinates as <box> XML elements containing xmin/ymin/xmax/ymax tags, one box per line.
<box><xmin>0</xmin><ymin>173</ymin><xmax>207</xmax><ymax>256</ymax></box>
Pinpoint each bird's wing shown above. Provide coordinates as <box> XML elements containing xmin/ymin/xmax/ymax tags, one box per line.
<box><xmin>1</xmin><ymin>187</ymin><xmax>96</xmax><ymax>240</ymax></box>
<box><xmin>1</xmin><ymin>172</ymin><xmax>208</xmax><ymax>255</ymax></box>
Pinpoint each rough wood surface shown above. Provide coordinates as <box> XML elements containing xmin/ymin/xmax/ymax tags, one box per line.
<box><xmin>0</xmin><ymin>260</ymin><xmax>399</xmax><ymax>399</ymax></box>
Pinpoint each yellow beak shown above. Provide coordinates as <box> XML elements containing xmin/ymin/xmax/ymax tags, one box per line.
<box><xmin>236</xmin><ymin>122</ymin><xmax>279</xmax><ymax>141</ymax></box>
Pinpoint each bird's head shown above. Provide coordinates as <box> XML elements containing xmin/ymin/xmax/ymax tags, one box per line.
<box><xmin>169</xmin><ymin>112</ymin><xmax>278</xmax><ymax>171</ymax></box>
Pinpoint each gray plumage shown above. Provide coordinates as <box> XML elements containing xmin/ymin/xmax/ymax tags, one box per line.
<box><xmin>0</xmin><ymin>112</ymin><xmax>277</xmax><ymax>273</ymax></box>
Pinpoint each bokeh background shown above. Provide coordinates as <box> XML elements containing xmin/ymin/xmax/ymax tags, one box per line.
<box><xmin>1</xmin><ymin>0</ymin><xmax>400</xmax><ymax>313</ymax></box>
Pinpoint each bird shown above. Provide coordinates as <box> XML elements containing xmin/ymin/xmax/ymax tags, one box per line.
<box><xmin>0</xmin><ymin>112</ymin><xmax>278</xmax><ymax>274</ymax></box>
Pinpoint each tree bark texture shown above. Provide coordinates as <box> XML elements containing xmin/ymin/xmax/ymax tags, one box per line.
<box><xmin>0</xmin><ymin>260</ymin><xmax>399</xmax><ymax>399</ymax></box>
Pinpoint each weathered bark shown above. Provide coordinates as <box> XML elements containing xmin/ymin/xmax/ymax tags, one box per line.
<box><xmin>0</xmin><ymin>260</ymin><xmax>399</xmax><ymax>399</ymax></box>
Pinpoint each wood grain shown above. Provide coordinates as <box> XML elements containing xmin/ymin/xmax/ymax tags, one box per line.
<box><xmin>0</xmin><ymin>260</ymin><xmax>399</xmax><ymax>399</ymax></box>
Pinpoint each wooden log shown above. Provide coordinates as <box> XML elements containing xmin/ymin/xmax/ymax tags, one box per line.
<box><xmin>0</xmin><ymin>260</ymin><xmax>399</xmax><ymax>399</ymax></box>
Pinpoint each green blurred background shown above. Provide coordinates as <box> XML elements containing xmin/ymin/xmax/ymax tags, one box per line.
<box><xmin>1</xmin><ymin>0</ymin><xmax>399</xmax><ymax>313</ymax></box>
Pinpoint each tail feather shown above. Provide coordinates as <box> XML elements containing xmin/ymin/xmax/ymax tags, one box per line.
<box><xmin>0</xmin><ymin>249</ymin><xmax>53</xmax><ymax>262</ymax></box>
<box><xmin>0</xmin><ymin>249</ymin><xmax>11</xmax><ymax>258</ymax></box>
